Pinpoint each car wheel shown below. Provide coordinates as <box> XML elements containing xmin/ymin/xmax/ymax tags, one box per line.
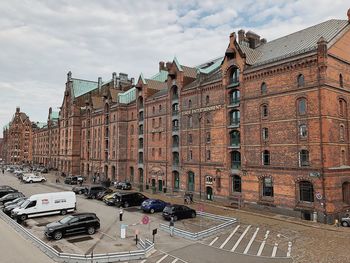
<box><xmin>19</xmin><ymin>214</ymin><xmax>27</xmax><ymax>221</ymax></box>
<box><xmin>41</xmin><ymin>179</ymin><xmax>45</xmax><ymax>182</ymax></box>
<box><xmin>91</xmin><ymin>195</ymin><xmax>96</xmax><ymax>199</ymax></box>
<box><xmin>191</xmin><ymin>212</ymin><xmax>196</xmax><ymax>218</ymax></box>
<box><xmin>150</xmin><ymin>208</ymin><xmax>155</xmax><ymax>214</ymax></box>
<box><xmin>87</xmin><ymin>226</ymin><xmax>95</xmax><ymax>235</ymax></box>
<box><xmin>53</xmin><ymin>231</ymin><xmax>63</xmax><ymax>240</ymax></box>
<box><xmin>173</xmin><ymin>216</ymin><xmax>178</xmax><ymax>221</ymax></box>
<box><xmin>342</xmin><ymin>221</ymin><xmax>349</xmax><ymax>227</ymax></box>
<box><xmin>78</xmin><ymin>190</ymin><xmax>83</xmax><ymax>195</ymax></box>
<box><xmin>29</xmin><ymin>180</ymin><xmax>33</xmax><ymax>184</ymax></box>
<box><xmin>124</xmin><ymin>202</ymin><xmax>129</xmax><ymax>208</ymax></box>
<box><xmin>61</xmin><ymin>210</ymin><xmax>67</xmax><ymax>215</ymax></box>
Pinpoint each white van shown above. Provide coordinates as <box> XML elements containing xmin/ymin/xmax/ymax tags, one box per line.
<box><xmin>12</xmin><ymin>192</ymin><xmax>76</xmax><ymax>221</ymax></box>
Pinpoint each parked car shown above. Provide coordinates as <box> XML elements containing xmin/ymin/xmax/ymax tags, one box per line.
<box><xmin>72</xmin><ymin>186</ymin><xmax>88</xmax><ymax>195</ymax></box>
<box><xmin>115</xmin><ymin>182</ymin><xmax>132</xmax><ymax>190</ymax></box>
<box><xmin>64</xmin><ymin>176</ymin><xmax>84</xmax><ymax>185</ymax></box>
<box><xmin>39</xmin><ymin>167</ymin><xmax>48</xmax><ymax>173</ymax></box>
<box><xmin>162</xmin><ymin>204</ymin><xmax>196</xmax><ymax>221</ymax></box>
<box><xmin>45</xmin><ymin>213</ymin><xmax>100</xmax><ymax>240</ymax></box>
<box><xmin>3</xmin><ymin>197</ymin><xmax>26</xmax><ymax>207</ymax></box>
<box><xmin>341</xmin><ymin>216</ymin><xmax>350</xmax><ymax>227</ymax></box>
<box><xmin>104</xmin><ymin>192</ymin><xmax>148</xmax><ymax>207</ymax></box>
<box><xmin>0</xmin><ymin>192</ymin><xmax>25</xmax><ymax>206</ymax></box>
<box><xmin>3</xmin><ymin>198</ymin><xmax>27</xmax><ymax>215</ymax></box>
<box><xmin>97</xmin><ymin>188</ymin><xmax>115</xmax><ymax>200</ymax></box>
<box><xmin>0</xmin><ymin>187</ymin><xmax>18</xmax><ymax>198</ymax></box>
<box><xmin>85</xmin><ymin>186</ymin><xmax>107</xmax><ymax>199</ymax></box>
<box><xmin>23</xmin><ymin>174</ymin><xmax>46</xmax><ymax>183</ymax></box>
<box><xmin>141</xmin><ymin>199</ymin><xmax>169</xmax><ymax>214</ymax></box>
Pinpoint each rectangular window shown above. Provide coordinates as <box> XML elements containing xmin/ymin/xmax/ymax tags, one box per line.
<box><xmin>262</xmin><ymin>177</ymin><xmax>273</xmax><ymax>197</ymax></box>
<box><xmin>262</xmin><ymin>128</ymin><xmax>268</xmax><ymax>140</ymax></box>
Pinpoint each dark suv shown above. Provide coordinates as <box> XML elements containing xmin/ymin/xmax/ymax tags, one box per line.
<box><xmin>105</xmin><ymin>192</ymin><xmax>148</xmax><ymax>207</ymax></box>
<box><xmin>85</xmin><ymin>186</ymin><xmax>107</xmax><ymax>199</ymax></box>
<box><xmin>64</xmin><ymin>176</ymin><xmax>79</xmax><ymax>185</ymax></box>
<box><xmin>115</xmin><ymin>182</ymin><xmax>132</xmax><ymax>190</ymax></box>
<box><xmin>162</xmin><ymin>204</ymin><xmax>196</xmax><ymax>221</ymax></box>
<box><xmin>45</xmin><ymin>213</ymin><xmax>100</xmax><ymax>240</ymax></box>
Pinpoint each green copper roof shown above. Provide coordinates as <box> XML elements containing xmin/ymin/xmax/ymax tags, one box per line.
<box><xmin>197</xmin><ymin>57</ymin><xmax>223</xmax><ymax>74</ymax></box>
<box><xmin>35</xmin><ymin>122</ymin><xmax>46</xmax><ymax>129</ymax></box>
<box><xmin>118</xmin><ymin>87</ymin><xmax>136</xmax><ymax>104</ymax></box>
<box><xmin>150</xmin><ymin>70</ymin><xmax>168</xmax><ymax>82</ymax></box>
<box><xmin>50</xmin><ymin>111</ymin><xmax>59</xmax><ymax>120</ymax></box>
<box><xmin>72</xmin><ymin>78</ymin><xmax>98</xmax><ymax>98</ymax></box>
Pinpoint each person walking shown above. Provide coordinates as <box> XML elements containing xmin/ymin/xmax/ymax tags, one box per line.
<box><xmin>119</xmin><ymin>207</ymin><xmax>124</xmax><ymax>221</ymax></box>
<box><xmin>169</xmin><ymin>216</ymin><xmax>175</xmax><ymax>237</ymax></box>
<box><xmin>2</xmin><ymin>168</ymin><xmax>4</xmax><ymax>175</ymax></box>
<box><xmin>92</xmin><ymin>174</ymin><xmax>96</xmax><ymax>184</ymax></box>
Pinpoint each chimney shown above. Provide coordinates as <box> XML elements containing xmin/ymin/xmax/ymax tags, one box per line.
<box><xmin>98</xmin><ymin>77</ymin><xmax>102</xmax><ymax>92</ymax></box>
<box><xmin>246</xmin><ymin>31</ymin><xmax>261</xmax><ymax>49</ymax></box>
<box><xmin>166</xmin><ymin>62</ymin><xmax>172</xmax><ymax>71</ymax></box>
<box><xmin>238</xmin><ymin>29</ymin><xmax>245</xmax><ymax>44</ymax></box>
<box><xmin>260</xmin><ymin>38</ymin><xmax>267</xmax><ymax>45</ymax></box>
<box><xmin>16</xmin><ymin>106</ymin><xmax>20</xmax><ymax>113</ymax></box>
<box><xmin>67</xmin><ymin>71</ymin><xmax>72</xmax><ymax>81</ymax></box>
<box><xmin>49</xmin><ymin>107</ymin><xmax>52</xmax><ymax>114</ymax></box>
<box><xmin>159</xmin><ymin>61</ymin><xmax>165</xmax><ymax>71</ymax></box>
<box><xmin>130</xmin><ymin>77</ymin><xmax>135</xmax><ymax>85</ymax></box>
<box><xmin>112</xmin><ymin>72</ymin><xmax>117</xmax><ymax>88</ymax></box>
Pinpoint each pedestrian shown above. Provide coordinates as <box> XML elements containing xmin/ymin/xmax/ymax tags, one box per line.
<box><xmin>92</xmin><ymin>174</ymin><xmax>96</xmax><ymax>184</ymax></box>
<box><xmin>169</xmin><ymin>216</ymin><xmax>175</xmax><ymax>237</ymax></box>
<box><xmin>119</xmin><ymin>207</ymin><xmax>124</xmax><ymax>221</ymax></box>
<box><xmin>97</xmin><ymin>174</ymin><xmax>100</xmax><ymax>184</ymax></box>
<box><xmin>189</xmin><ymin>192</ymin><xmax>193</xmax><ymax>204</ymax></box>
<box><xmin>2</xmin><ymin>168</ymin><xmax>4</xmax><ymax>175</ymax></box>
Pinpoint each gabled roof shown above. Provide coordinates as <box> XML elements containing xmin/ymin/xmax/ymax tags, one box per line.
<box><xmin>71</xmin><ymin>78</ymin><xmax>98</xmax><ymax>98</ymax></box>
<box><xmin>145</xmin><ymin>79</ymin><xmax>168</xmax><ymax>90</ymax></box>
<box><xmin>150</xmin><ymin>70</ymin><xmax>168</xmax><ymax>82</ymax></box>
<box><xmin>246</xmin><ymin>19</ymin><xmax>349</xmax><ymax>67</ymax></box>
<box><xmin>182</xmin><ymin>66</ymin><xmax>197</xmax><ymax>78</ymax></box>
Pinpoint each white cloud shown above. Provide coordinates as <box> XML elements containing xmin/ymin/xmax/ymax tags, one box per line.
<box><xmin>0</xmin><ymin>0</ymin><xmax>349</xmax><ymax>130</ymax></box>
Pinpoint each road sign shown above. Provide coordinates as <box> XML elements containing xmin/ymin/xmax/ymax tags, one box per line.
<box><xmin>142</xmin><ymin>215</ymin><xmax>149</xmax><ymax>225</ymax></box>
<box><xmin>315</xmin><ymin>192</ymin><xmax>322</xmax><ymax>200</ymax></box>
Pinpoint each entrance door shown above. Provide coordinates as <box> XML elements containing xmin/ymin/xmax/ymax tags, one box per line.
<box><xmin>158</xmin><ymin>180</ymin><xmax>163</xmax><ymax>192</ymax></box>
<box><xmin>206</xmin><ymin>187</ymin><xmax>213</xmax><ymax>200</ymax></box>
<box><xmin>188</xmin><ymin>172</ymin><xmax>195</xmax><ymax>192</ymax></box>
<box><xmin>151</xmin><ymin>179</ymin><xmax>156</xmax><ymax>187</ymax></box>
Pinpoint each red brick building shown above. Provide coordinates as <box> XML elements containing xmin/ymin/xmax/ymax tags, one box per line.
<box><xmin>0</xmin><ymin>138</ymin><xmax>3</xmax><ymax>162</ymax></box>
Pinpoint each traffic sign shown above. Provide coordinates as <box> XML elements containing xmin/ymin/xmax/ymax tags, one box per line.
<box><xmin>315</xmin><ymin>192</ymin><xmax>322</xmax><ymax>200</ymax></box>
<box><xmin>142</xmin><ymin>215</ymin><xmax>149</xmax><ymax>224</ymax></box>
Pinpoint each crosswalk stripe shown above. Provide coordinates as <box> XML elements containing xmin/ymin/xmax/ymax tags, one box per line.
<box><xmin>171</xmin><ymin>258</ymin><xmax>179</xmax><ymax>263</ymax></box>
<box><xmin>271</xmin><ymin>243</ymin><xmax>278</xmax><ymax>257</ymax></box>
<box><xmin>209</xmin><ymin>236</ymin><xmax>219</xmax><ymax>246</ymax></box>
<box><xmin>287</xmin><ymin>241</ymin><xmax>292</xmax><ymax>257</ymax></box>
<box><xmin>220</xmin><ymin>225</ymin><xmax>240</xmax><ymax>249</ymax></box>
<box><xmin>231</xmin><ymin>225</ymin><xmax>251</xmax><ymax>252</ymax></box>
<box><xmin>257</xmin><ymin>230</ymin><xmax>270</xmax><ymax>256</ymax></box>
<box><xmin>243</xmin><ymin>227</ymin><xmax>259</xmax><ymax>254</ymax></box>
<box><xmin>156</xmin><ymin>255</ymin><xmax>168</xmax><ymax>263</ymax></box>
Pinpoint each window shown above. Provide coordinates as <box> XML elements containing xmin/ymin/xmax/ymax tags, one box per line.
<box><xmin>297</xmin><ymin>74</ymin><xmax>305</xmax><ymax>87</ymax></box>
<box><xmin>341</xmin><ymin>149</ymin><xmax>346</xmax><ymax>166</ymax></box>
<box><xmin>206</xmin><ymin>176</ymin><xmax>213</xmax><ymax>184</ymax></box>
<box><xmin>262</xmin><ymin>150</ymin><xmax>270</xmax><ymax>165</ymax></box>
<box><xmin>340</xmin><ymin>124</ymin><xmax>345</xmax><ymax>141</ymax></box>
<box><xmin>232</xmin><ymin>175</ymin><xmax>241</xmax><ymax>192</ymax></box>
<box><xmin>299</xmin><ymin>124</ymin><xmax>307</xmax><ymax>138</ymax></box>
<box><xmin>152</xmin><ymin>106</ymin><xmax>155</xmax><ymax>114</ymax></box>
<box><xmin>262</xmin><ymin>128</ymin><xmax>269</xmax><ymax>141</ymax></box>
<box><xmin>231</xmin><ymin>151</ymin><xmax>241</xmax><ymax>169</ymax></box>
<box><xmin>206</xmin><ymin>132</ymin><xmax>211</xmax><ymax>143</ymax></box>
<box><xmin>189</xmin><ymin>150</ymin><xmax>193</xmax><ymax>160</ymax></box>
<box><xmin>206</xmin><ymin>95</ymin><xmax>210</xmax><ymax>105</ymax></box>
<box><xmin>188</xmin><ymin>99</ymin><xmax>192</xmax><ymax>108</ymax></box>
<box><xmin>230</xmin><ymin>90</ymin><xmax>240</xmax><ymax>104</ymax></box>
<box><xmin>261</xmin><ymin>82</ymin><xmax>267</xmax><ymax>94</ymax></box>
<box><xmin>152</xmin><ymin>118</ymin><xmax>155</xmax><ymax>127</ymax></box>
<box><xmin>27</xmin><ymin>200</ymin><xmax>37</xmax><ymax>208</ymax></box>
<box><xmin>158</xmin><ymin>148</ymin><xmax>162</xmax><ymax>156</ymax></box>
<box><xmin>188</xmin><ymin>134</ymin><xmax>193</xmax><ymax>144</ymax></box>
<box><xmin>340</xmin><ymin>74</ymin><xmax>344</xmax><ymax>88</ymax></box>
<box><xmin>230</xmin><ymin>130</ymin><xmax>240</xmax><ymax>146</ymax></box>
<box><xmin>231</xmin><ymin>68</ymin><xmax>240</xmax><ymax>83</ymax></box>
<box><xmin>262</xmin><ymin>177</ymin><xmax>273</xmax><ymax>197</ymax></box>
<box><xmin>230</xmin><ymin>110</ymin><xmax>240</xmax><ymax>125</ymax></box>
<box><xmin>188</xmin><ymin>116</ymin><xmax>193</xmax><ymax>128</ymax></box>
<box><xmin>152</xmin><ymin>148</ymin><xmax>155</xmax><ymax>157</ymax></box>
<box><xmin>299</xmin><ymin>181</ymin><xmax>314</xmax><ymax>202</ymax></box>
<box><xmin>207</xmin><ymin>150</ymin><xmax>211</xmax><ymax>160</ymax></box>
<box><xmin>342</xmin><ymin>182</ymin><xmax>350</xmax><ymax>204</ymax></box>
<box><xmin>262</xmin><ymin>105</ymin><xmax>268</xmax><ymax>118</ymax></box>
<box><xmin>299</xmin><ymin>150</ymin><xmax>310</xmax><ymax>166</ymax></box>
<box><xmin>159</xmin><ymin>117</ymin><xmax>162</xmax><ymax>126</ymax></box>
<box><xmin>298</xmin><ymin>99</ymin><xmax>307</xmax><ymax>115</ymax></box>
<box><xmin>339</xmin><ymin>99</ymin><xmax>346</xmax><ymax>117</ymax></box>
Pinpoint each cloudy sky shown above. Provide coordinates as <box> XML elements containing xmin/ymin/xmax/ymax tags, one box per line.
<box><xmin>0</xmin><ymin>0</ymin><xmax>348</xmax><ymax>130</ymax></box>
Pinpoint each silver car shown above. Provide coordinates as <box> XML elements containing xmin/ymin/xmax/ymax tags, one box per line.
<box><xmin>341</xmin><ymin>216</ymin><xmax>350</xmax><ymax>227</ymax></box>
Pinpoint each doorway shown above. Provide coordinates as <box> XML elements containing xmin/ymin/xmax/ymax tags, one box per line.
<box><xmin>206</xmin><ymin>186</ymin><xmax>213</xmax><ymax>201</ymax></box>
<box><xmin>158</xmin><ymin>180</ymin><xmax>163</xmax><ymax>192</ymax></box>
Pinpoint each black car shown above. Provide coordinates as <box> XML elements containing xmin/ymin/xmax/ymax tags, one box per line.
<box><xmin>105</xmin><ymin>192</ymin><xmax>148</xmax><ymax>208</ymax></box>
<box><xmin>45</xmin><ymin>213</ymin><xmax>100</xmax><ymax>240</ymax></box>
<box><xmin>0</xmin><ymin>192</ymin><xmax>25</xmax><ymax>206</ymax></box>
<box><xmin>85</xmin><ymin>186</ymin><xmax>107</xmax><ymax>199</ymax></box>
<box><xmin>162</xmin><ymin>204</ymin><xmax>196</xmax><ymax>221</ymax></box>
<box><xmin>40</xmin><ymin>168</ymin><xmax>48</xmax><ymax>173</ymax></box>
<box><xmin>64</xmin><ymin>176</ymin><xmax>79</xmax><ymax>185</ymax></box>
<box><xmin>3</xmin><ymin>198</ymin><xmax>26</xmax><ymax>215</ymax></box>
<box><xmin>0</xmin><ymin>188</ymin><xmax>18</xmax><ymax>199</ymax></box>
<box><xmin>72</xmin><ymin>186</ymin><xmax>88</xmax><ymax>195</ymax></box>
<box><xmin>115</xmin><ymin>182</ymin><xmax>132</xmax><ymax>190</ymax></box>
<box><xmin>96</xmin><ymin>188</ymin><xmax>114</xmax><ymax>200</ymax></box>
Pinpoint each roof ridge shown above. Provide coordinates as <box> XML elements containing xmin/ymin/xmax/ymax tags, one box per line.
<box><xmin>71</xmin><ymin>78</ymin><xmax>98</xmax><ymax>83</ymax></box>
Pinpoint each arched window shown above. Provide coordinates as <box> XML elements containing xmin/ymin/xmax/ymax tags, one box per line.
<box><xmin>262</xmin><ymin>128</ymin><xmax>269</xmax><ymax>141</ymax></box>
<box><xmin>262</xmin><ymin>177</ymin><xmax>273</xmax><ymax>197</ymax></box>
<box><xmin>262</xmin><ymin>150</ymin><xmax>270</xmax><ymax>165</ymax></box>
<box><xmin>138</xmin><ymin>97</ymin><xmax>143</xmax><ymax>108</ymax></box>
<box><xmin>341</xmin><ymin>148</ymin><xmax>346</xmax><ymax>166</ymax></box>
<box><xmin>173</xmin><ymin>152</ymin><xmax>179</xmax><ymax>165</ymax></box>
<box><xmin>298</xmin><ymin>98</ymin><xmax>307</xmax><ymax>115</ymax></box>
<box><xmin>299</xmin><ymin>150</ymin><xmax>309</xmax><ymax>166</ymax></box>
<box><xmin>138</xmin><ymin>138</ymin><xmax>143</xmax><ymax>149</ymax></box>
<box><xmin>297</xmin><ymin>74</ymin><xmax>305</xmax><ymax>87</ymax></box>
<box><xmin>299</xmin><ymin>124</ymin><xmax>307</xmax><ymax>138</ymax></box>
<box><xmin>206</xmin><ymin>150</ymin><xmax>211</xmax><ymax>160</ymax></box>
<box><xmin>206</xmin><ymin>95</ymin><xmax>210</xmax><ymax>105</ymax></box>
<box><xmin>339</xmin><ymin>99</ymin><xmax>346</xmax><ymax>117</ymax></box>
<box><xmin>172</xmin><ymin>86</ymin><xmax>178</xmax><ymax>100</ymax></box>
<box><xmin>188</xmin><ymin>116</ymin><xmax>193</xmax><ymax>128</ymax></box>
<box><xmin>172</xmin><ymin>103</ymin><xmax>179</xmax><ymax>115</ymax></box>
<box><xmin>299</xmin><ymin>181</ymin><xmax>314</xmax><ymax>202</ymax></box>
<box><xmin>231</xmin><ymin>68</ymin><xmax>240</xmax><ymax>84</ymax></box>
<box><xmin>261</xmin><ymin>104</ymin><xmax>268</xmax><ymax>118</ymax></box>
<box><xmin>152</xmin><ymin>106</ymin><xmax>155</xmax><ymax>114</ymax></box>
<box><xmin>340</xmin><ymin>124</ymin><xmax>345</xmax><ymax>141</ymax></box>
<box><xmin>342</xmin><ymin>182</ymin><xmax>350</xmax><ymax>204</ymax></box>
<box><xmin>188</xmin><ymin>99</ymin><xmax>192</xmax><ymax>108</ymax></box>
<box><xmin>230</xmin><ymin>90</ymin><xmax>240</xmax><ymax>104</ymax></box>
<box><xmin>188</xmin><ymin>171</ymin><xmax>195</xmax><ymax>191</ymax></box>
<box><xmin>231</xmin><ymin>151</ymin><xmax>241</xmax><ymax>169</ymax></box>
<box><xmin>261</xmin><ymin>82</ymin><xmax>267</xmax><ymax>94</ymax></box>
<box><xmin>230</xmin><ymin>110</ymin><xmax>240</xmax><ymax>125</ymax></box>
<box><xmin>138</xmin><ymin>124</ymin><xmax>143</xmax><ymax>134</ymax></box>
<box><xmin>232</xmin><ymin>175</ymin><xmax>241</xmax><ymax>192</ymax></box>
<box><xmin>159</xmin><ymin>104</ymin><xmax>162</xmax><ymax>112</ymax></box>
<box><xmin>230</xmin><ymin>130</ymin><xmax>240</xmax><ymax>146</ymax></box>
<box><xmin>172</xmin><ymin>135</ymin><xmax>179</xmax><ymax>147</ymax></box>
<box><xmin>173</xmin><ymin>171</ymin><xmax>180</xmax><ymax>190</ymax></box>
<box><xmin>340</xmin><ymin>74</ymin><xmax>344</xmax><ymax>88</ymax></box>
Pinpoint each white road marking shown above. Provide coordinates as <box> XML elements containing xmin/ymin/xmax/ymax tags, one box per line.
<box><xmin>156</xmin><ymin>255</ymin><xmax>168</xmax><ymax>263</ymax></box>
<box><xmin>243</xmin><ymin>227</ymin><xmax>259</xmax><ymax>254</ymax></box>
<box><xmin>271</xmin><ymin>243</ymin><xmax>278</xmax><ymax>257</ymax></box>
<box><xmin>140</xmin><ymin>260</ymin><xmax>146</xmax><ymax>263</ymax></box>
<box><xmin>171</xmin><ymin>258</ymin><xmax>179</xmax><ymax>263</ymax></box>
<box><xmin>257</xmin><ymin>230</ymin><xmax>269</xmax><ymax>256</ymax></box>
<box><xmin>220</xmin><ymin>225</ymin><xmax>240</xmax><ymax>249</ymax></box>
<box><xmin>209</xmin><ymin>236</ymin><xmax>219</xmax><ymax>246</ymax></box>
<box><xmin>231</xmin><ymin>225</ymin><xmax>251</xmax><ymax>252</ymax></box>
<box><xmin>287</xmin><ymin>241</ymin><xmax>292</xmax><ymax>257</ymax></box>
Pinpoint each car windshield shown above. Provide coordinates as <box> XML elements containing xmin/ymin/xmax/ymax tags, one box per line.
<box><xmin>59</xmin><ymin>215</ymin><xmax>74</xmax><ymax>224</ymax></box>
<box><xmin>20</xmin><ymin>199</ymin><xmax>30</xmax><ymax>208</ymax></box>
<box><xmin>164</xmin><ymin>206</ymin><xmax>174</xmax><ymax>212</ymax></box>
<box><xmin>17</xmin><ymin>199</ymin><xmax>26</xmax><ymax>205</ymax></box>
